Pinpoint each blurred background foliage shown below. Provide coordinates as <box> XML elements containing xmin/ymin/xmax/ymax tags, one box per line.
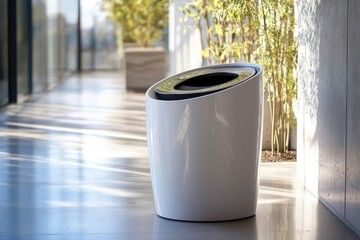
<box><xmin>101</xmin><ymin>0</ymin><xmax>168</xmax><ymax>47</ymax></box>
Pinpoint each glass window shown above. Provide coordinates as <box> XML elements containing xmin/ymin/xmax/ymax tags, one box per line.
<box><xmin>81</xmin><ymin>0</ymin><xmax>120</xmax><ymax>70</ymax></box>
<box><xmin>17</xmin><ymin>0</ymin><xmax>30</xmax><ymax>95</ymax></box>
<box><xmin>32</xmin><ymin>0</ymin><xmax>79</xmax><ymax>92</ymax></box>
<box><xmin>0</xmin><ymin>0</ymin><xmax>9</xmax><ymax>106</ymax></box>
<box><xmin>32</xmin><ymin>0</ymin><xmax>48</xmax><ymax>93</ymax></box>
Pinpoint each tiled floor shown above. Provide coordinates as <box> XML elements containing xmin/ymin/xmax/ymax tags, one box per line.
<box><xmin>0</xmin><ymin>72</ymin><xmax>358</xmax><ymax>240</ymax></box>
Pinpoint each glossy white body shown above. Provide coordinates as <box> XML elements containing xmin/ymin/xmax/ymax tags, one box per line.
<box><xmin>146</xmin><ymin>63</ymin><xmax>263</xmax><ymax>221</ymax></box>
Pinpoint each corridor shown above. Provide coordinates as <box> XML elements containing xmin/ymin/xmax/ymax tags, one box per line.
<box><xmin>0</xmin><ymin>72</ymin><xmax>358</xmax><ymax>239</ymax></box>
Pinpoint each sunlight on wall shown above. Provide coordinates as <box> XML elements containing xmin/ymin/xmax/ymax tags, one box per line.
<box><xmin>296</xmin><ymin>0</ymin><xmax>321</xmax><ymax>197</ymax></box>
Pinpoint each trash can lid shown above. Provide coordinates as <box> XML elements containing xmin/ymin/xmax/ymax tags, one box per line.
<box><xmin>154</xmin><ymin>66</ymin><xmax>256</xmax><ymax>100</ymax></box>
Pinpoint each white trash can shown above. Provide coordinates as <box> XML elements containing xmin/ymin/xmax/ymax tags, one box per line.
<box><xmin>146</xmin><ymin>63</ymin><xmax>263</xmax><ymax>221</ymax></box>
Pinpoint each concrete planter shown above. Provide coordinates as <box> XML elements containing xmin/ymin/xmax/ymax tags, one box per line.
<box><xmin>124</xmin><ymin>47</ymin><xmax>166</xmax><ymax>91</ymax></box>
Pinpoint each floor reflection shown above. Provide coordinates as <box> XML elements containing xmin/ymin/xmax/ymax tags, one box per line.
<box><xmin>0</xmin><ymin>72</ymin><xmax>358</xmax><ymax>239</ymax></box>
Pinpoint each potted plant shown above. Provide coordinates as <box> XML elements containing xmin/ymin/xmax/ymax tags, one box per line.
<box><xmin>102</xmin><ymin>0</ymin><xmax>169</xmax><ymax>90</ymax></box>
<box><xmin>180</xmin><ymin>0</ymin><xmax>297</xmax><ymax>154</ymax></box>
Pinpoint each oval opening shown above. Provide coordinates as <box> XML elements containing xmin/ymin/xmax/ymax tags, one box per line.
<box><xmin>174</xmin><ymin>72</ymin><xmax>239</xmax><ymax>91</ymax></box>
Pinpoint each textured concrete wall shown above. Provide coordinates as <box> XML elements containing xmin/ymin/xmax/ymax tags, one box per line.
<box><xmin>297</xmin><ymin>0</ymin><xmax>360</xmax><ymax>235</ymax></box>
<box><xmin>346</xmin><ymin>0</ymin><xmax>360</xmax><ymax>232</ymax></box>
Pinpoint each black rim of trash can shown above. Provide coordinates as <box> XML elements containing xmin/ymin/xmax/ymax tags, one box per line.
<box><xmin>153</xmin><ymin>66</ymin><xmax>256</xmax><ymax>100</ymax></box>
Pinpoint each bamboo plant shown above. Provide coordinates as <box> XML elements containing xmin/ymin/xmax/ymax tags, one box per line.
<box><xmin>180</xmin><ymin>0</ymin><xmax>297</xmax><ymax>154</ymax></box>
<box><xmin>257</xmin><ymin>0</ymin><xmax>297</xmax><ymax>153</ymax></box>
<box><xmin>180</xmin><ymin>0</ymin><xmax>259</xmax><ymax>64</ymax></box>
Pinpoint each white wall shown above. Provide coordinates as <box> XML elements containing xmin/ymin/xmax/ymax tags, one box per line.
<box><xmin>168</xmin><ymin>0</ymin><xmax>202</xmax><ymax>76</ymax></box>
<box><xmin>297</xmin><ymin>0</ymin><xmax>360</xmax><ymax>235</ymax></box>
